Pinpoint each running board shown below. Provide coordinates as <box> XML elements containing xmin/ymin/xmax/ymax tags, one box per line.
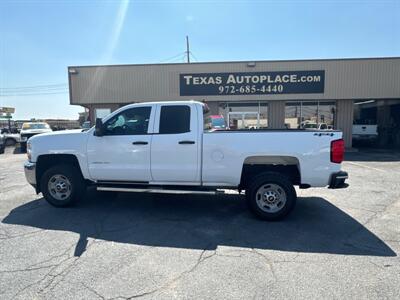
<box><xmin>97</xmin><ymin>186</ymin><xmax>224</xmax><ymax>195</ymax></box>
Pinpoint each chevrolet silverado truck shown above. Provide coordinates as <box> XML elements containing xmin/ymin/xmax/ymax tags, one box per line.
<box><xmin>24</xmin><ymin>101</ymin><xmax>348</xmax><ymax>221</ymax></box>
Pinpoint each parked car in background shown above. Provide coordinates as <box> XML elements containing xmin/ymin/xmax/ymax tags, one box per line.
<box><xmin>0</xmin><ymin>127</ymin><xmax>21</xmax><ymax>146</ymax></box>
<box><xmin>204</xmin><ymin>115</ymin><xmax>226</xmax><ymax>131</ymax></box>
<box><xmin>20</xmin><ymin>122</ymin><xmax>52</xmax><ymax>152</ymax></box>
<box><xmin>352</xmin><ymin>124</ymin><xmax>378</xmax><ymax>142</ymax></box>
<box><xmin>81</xmin><ymin>121</ymin><xmax>91</xmax><ymax>131</ymax></box>
<box><xmin>317</xmin><ymin>123</ymin><xmax>329</xmax><ymax>130</ymax></box>
<box><xmin>0</xmin><ymin>133</ymin><xmax>5</xmax><ymax>154</ymax></box>
<box><xmin>24</xmin><ymin>101</ymin><xmax>348</xmax><ymax>221</ymax></box>
<box><xmin>299</xmin><ymin>121</ymin><xmax>331</xmax><ymax>130</ymax></box>
<box><xmin>299</xmin><ymin>121</ymin><xmax>318</xmax><ymax>130</ymax></box>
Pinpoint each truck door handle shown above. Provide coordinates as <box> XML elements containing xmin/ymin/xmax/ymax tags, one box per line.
<box><xmin>132</xmin><ymin>141</ymin><xmax>148</xmax><ymax>145</ymax></box>
<box><xmin>179</xmin><ymin>140</ymin><xmax>195</xmax><ymax>145</ymax></box>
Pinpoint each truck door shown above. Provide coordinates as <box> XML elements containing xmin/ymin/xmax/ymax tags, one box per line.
<box><xmin>150</xmin><ymin>104</ymin><xmax>200</xmax><ymax>183</ymax></box>
<box><xmin>87</xmin><ymin>106</ymin><xmax>154</xmax><ymax>182</ymax></box>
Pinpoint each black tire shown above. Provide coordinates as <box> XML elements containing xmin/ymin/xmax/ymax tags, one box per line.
<box><xmin>5</xmin><ymin>138</ymin><xmax>16</xmax><ymax>147</ymax></box>
<box><xmin>20</xmin><ymin>142</ymin><xmax>27</xmax><ymax>152</ymax></box>
<box><xmin>41</xmin><ymin>164</ymin><xmax>85</xmax><ymax>207</ymax></box>
<box><xmin>246</xmin><ymin>172</ymin><xmax>297</xmax><ymax>221</ymax></box>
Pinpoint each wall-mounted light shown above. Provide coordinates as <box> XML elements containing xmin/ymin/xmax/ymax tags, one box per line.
<box><xmin>247</xmin><ymin>62</ymin><xmax>256</xmax><ymax>67</ymax></box>
<box><xmin>69</xmin><ymin>68</ymin><xmax>78</xmax><ymax>74</ymax></box>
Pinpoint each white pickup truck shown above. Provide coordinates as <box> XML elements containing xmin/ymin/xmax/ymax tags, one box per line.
<box><xmin>20</xmin><ymin>122</ymin><xmax>53</xmax><ymax>151</ymax></box>
<box><xmin>24</xmin><ymin>101</ymin><xmax>348</xmax><ymax>220</ymax></box>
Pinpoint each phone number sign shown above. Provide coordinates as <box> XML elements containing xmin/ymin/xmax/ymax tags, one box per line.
<box><xmin>180</xmin><ymin>70</ymin><xmax>325</xmax><ymax>96</ymax></box>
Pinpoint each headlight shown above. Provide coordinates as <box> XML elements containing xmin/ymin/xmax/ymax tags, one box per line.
<box><xmin>27</xmin><ymin>141</ymin><xmax>32</xmax><ymax>161</ymax></box>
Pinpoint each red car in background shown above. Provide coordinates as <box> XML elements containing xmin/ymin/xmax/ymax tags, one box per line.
<box><xmin>204</xmin><ymin>114</ymin><xmax>226</xmax><ymax>131</ymax></box>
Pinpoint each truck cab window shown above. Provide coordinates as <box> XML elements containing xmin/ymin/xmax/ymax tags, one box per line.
<box><xmin>159</xmin><ymin>105</ymin><xmax>190</xmax><ymax>134</ymax></box>
<box><xmin>103</xmin><ymin>107</ymin><xmax>151</xmax><ymax>135</ymax></box>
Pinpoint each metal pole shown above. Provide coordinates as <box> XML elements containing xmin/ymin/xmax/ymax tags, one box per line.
<box><xmin>186</xmin><ymin>36</ymin><xmax>190</xmax><ymax>63</ymax></box>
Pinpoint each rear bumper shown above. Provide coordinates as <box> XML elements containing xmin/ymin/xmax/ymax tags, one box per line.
<box><xmin>24</xmin><ymin>161</ymin><xmax>37</xmax><ymax>187</ymax></box>
<box><xmin>329</xmin><ymin>171</ymin><xmax>348</xmax><ymax>189</ymax></box>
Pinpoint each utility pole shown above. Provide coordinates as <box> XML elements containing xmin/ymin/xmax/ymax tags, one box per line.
<box><xmin>186</xmin><ymin>36</ymin><xmax>190</xmax><ymax>63</ymax></box>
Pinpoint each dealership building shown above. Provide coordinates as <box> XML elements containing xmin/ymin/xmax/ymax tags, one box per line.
<box><xmin>68</xmin><ymin>57</ymin><xmax>400</xmax><ymax>148</ymax></box>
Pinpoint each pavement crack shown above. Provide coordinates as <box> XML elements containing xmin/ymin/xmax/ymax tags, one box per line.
<box><xmin>251</xmin><ymin>248</ymin><xmax>278</xmax><ymax>282</ymax></box>
<box><xmin>109</xmin><ymin>246</ymin><xmax>218</xmax><ymax>300</ymax></box>
<box><xmin>0</xmin><ymin>265</ymin><xmax>55</xmax><ymax>274</ymax></box>
<box><xmin>11</xmin><ymin>238</ymin><xmax>97</xmax><ymax>297</ymax></box>
<box><xmin>0</xmin><ymin>229</ymin><xmax>44</xmax><ymax>241</ymax></box>
<box><xmin>80</xmin><ymin>282</ymin><xmax>106</xmax><ymax>300</ymax></box>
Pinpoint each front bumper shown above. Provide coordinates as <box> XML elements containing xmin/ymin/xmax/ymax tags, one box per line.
<box><xmin>24</xmin><ymin>161</ymin><xmax>37</xmax><ymax>187</ymax></box>
<box><xmin>329</xmin><ymin>171</ymin><xmax>348</xmax><ymax>189</ymax></box>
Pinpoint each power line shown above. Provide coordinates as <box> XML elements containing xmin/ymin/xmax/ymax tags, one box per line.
<box><xmin>190</xmin><ymin>51</ymin><xmax>199</xmax><ymax>62</ymax></box>
<box><xmin>0</xmin><ymin>82</ymin><xmax>69</xmax><ymax>96</ymax></box>
<box><xmin>0</xmin><ymin>83</ymin><xmax>67</xmax><ymax>90</ymax></box>
<box><xmin>159</xmin><ymin>52</ymin><xmax>187</xmax><ymax>63</ymax></box>
<box><xmin>0</xmin><ymin>91</ymin><xmax>68</xmax><ymax>97</ymax></box>
<box><xmin>0</xmin><ymin>88</ymin><xmax>69</xmax><ymax>94</ymax></box>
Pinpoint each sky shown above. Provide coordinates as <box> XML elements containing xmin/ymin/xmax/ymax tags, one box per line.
<box><xmin>0</xmin><ymin>0</ymin><xmax>399</xmax><ymax>120</ymax></box>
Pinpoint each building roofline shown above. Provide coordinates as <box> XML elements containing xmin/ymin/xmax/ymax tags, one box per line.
<box><xmin>68</xmin><ymin>56</ymin><xmax>400</xmax><ymax>69</ymax></box>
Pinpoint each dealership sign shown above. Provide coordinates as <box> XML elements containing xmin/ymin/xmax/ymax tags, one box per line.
<box><xmin>180</xmin><ymin>70</ymin><xmax>325</xmax><ymax>96</ymax></box>
<box><xmin>0</xmin><ymin>107</ymin><xmax>15</xmax><ymax>114</ymax></box>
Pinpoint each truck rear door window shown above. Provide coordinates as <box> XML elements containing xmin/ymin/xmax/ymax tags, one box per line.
<box><xmin>159</xmin><ymin>105</ymin><xmax>190</xmax><ymax>134</ymax></box>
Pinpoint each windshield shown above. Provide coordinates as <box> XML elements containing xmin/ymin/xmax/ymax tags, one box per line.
<box><xmin>22</xmin><ymin>123</ymin><xmax>50</xmax><ymax>130</ymax></box>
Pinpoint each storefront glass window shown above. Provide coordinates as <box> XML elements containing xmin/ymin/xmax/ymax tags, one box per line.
<box><xmin>95</xmin><ymin>108</ymin><xmax>111</xmax><ymax>119</ymax></box>
<box><xmin>259</xmin><ymin>103</ymin><xmax>268</xmax><ymax>129</ymax></box>
<box><xmin>284</xmin><ymin>102</ymin><xmax>301</xmax><ymax>129</ymax></box>
<box><xmin>218</xmin><ymin>102</ymin><xmax>268</xmax><ymax>130</ymax></box>
<box><xmin>285</xmin><ymin>101</ymin><xmax>335</xmax><ymax>129</ymax></box>
<box><xmin>318</xmin><ymin>102</ymin><xmax>336</xmax><ymax>128</ymax></box>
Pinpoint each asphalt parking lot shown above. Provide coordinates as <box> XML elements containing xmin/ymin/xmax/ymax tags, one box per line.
<box><xmin>0</xmin><ymin>147</ymin><xmax>399</xmax><ymax>299</ymax></box>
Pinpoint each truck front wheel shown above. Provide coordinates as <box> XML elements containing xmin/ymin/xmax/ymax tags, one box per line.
<box><xmin>246</xmin><ymin>172</ymin><xmax>296</xmax><ymax>221</ymax></box>
<box><xmin>41</xmin><ymin>164</ymin><xmax>85</xmax><ymax>207</ymax></box>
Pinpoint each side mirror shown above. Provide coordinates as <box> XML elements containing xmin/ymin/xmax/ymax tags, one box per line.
<box><xmin>95</xmin><ymin>118</ymin><xmax>104</xmax><ymax>136</ymax></box>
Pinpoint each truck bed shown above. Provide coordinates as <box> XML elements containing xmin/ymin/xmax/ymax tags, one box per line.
<box><xmin>202</xmin><ymin>130</ymin><xmax>342</xmax><ymax>187</ymax></box>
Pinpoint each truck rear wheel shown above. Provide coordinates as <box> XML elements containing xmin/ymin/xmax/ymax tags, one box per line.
<box><xmin>246</xmin><ymin>172</ymin><xmax>296</xmax><ymax>221</ymax></box>
<box><xmin>41</xmin><ymin>164</ymin><xmax>85</xmax><ymax>207</ymax></box>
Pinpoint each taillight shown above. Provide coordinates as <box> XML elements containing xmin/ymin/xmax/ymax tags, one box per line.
<box><xmin>331</xmin><ymin>139</ymin><xmax>344</xmax><ymax>163</ymax></box>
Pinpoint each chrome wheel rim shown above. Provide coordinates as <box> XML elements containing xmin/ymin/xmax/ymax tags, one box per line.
<box><xmin>255</xmin><ymin>183</ymin><xmax>287</xmax><ymax>213</ymax></box>
<box><xmin>48</xmin><ymin>174</ymin><xmax>72</xmax><ymax>201</ymax></box>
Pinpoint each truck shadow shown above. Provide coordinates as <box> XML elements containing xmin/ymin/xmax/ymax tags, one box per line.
<box><xmin>2</xmin><ymin>191</ymin><xmax>396</xmax><ymax>257</ymax></box>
